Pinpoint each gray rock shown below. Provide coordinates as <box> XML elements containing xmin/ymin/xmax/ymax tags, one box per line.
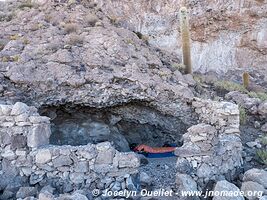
<box><xmin>10</xmin><ymin>102</ymin><xmax>29</xmax><ymax>116</ymax></box>
<box><xmin>241</xmin><ymin>181</ymin><xmax>265</xmax><ymax>200</ymax></box>
<box><xmin>254</xmin><ymin>121</ymin><xmax>261</xmax><ymax>129</ymax></box>
<box><xmin>74</xmin><ymin>161</ymin><xmax>89</xmax><ymax>173</ymax></box>
<box><xmin>10</xmin><ymin>135</ymin><xmax>27</xmax><ymax>150</ymax></box>
<box><xmin>176</xmin><ymin>173</ymin><xmax>199</xmax><ymax>200</ymax></box>
<box><xmin>27</xmin><ymin>124</ymin><xmax>51</xmax><ymax>148</ymax></box>
<box><xmin>29</xmin><ymin>116</ymin><xmax>50</xmax><ymax>124</ymax></box>
<box><xmin>260</xmin><ymin>196</ymin><xmax>267</xmax><ymax>200</ymax></box>
<box><xmin>213</xmin><ymin>180</ymin><xmax>244</xmax><ymax>200</ymax></box>
<box><xmin>261</xmin><ymin>123</ymin><xmax>267</xmax><ymax>132</ymax></box>
<box><xmin>69</xmin><ymin>172</ymin><xmax>85</xmax><ymax>184</ymax></box>
<box><xmin>258</xmin><ymin>101</ymin><xmax>267</xmax><ymax>116</ymax></box>
<box><xmin>243</xmin><ymin>168</ymin><xmax>267</xmax><ymax>188</ymax></box>
<box><xmin>140</xmin><ymin>172</ymin><xmax>152</xmax><ymax>186</ymax></box>
<box><xmin>126</xmin><ymin>175</ymin><xmax>137</xmax><ymax>191</ymax></box>
<box><xmin>38</xmin><ymin>191</ymin><xmax>55</xmax><ymax>200</ymax></box>
<box><xmin>16</xmin><ymin>187</ymin><xmax>37</xmax><ymax>199</ymax></box>
<box><xmin>36</xmin><ymin>149</ymin><xmax>52</xmax><ymax>164</ymax></box>
<box><xmin>0</xmin><ymin>105</ymin><xmax>12</xmax><ymax>115</ymax></box>
<box><xmin>95</xmin><ymin>142</ymin><xmax>115</xmax><ymax>165</ymax></box>
<box><xmin>52</xmin><ymin>155</ymin><xmax>73</xmax><ymax>167</ymax></box>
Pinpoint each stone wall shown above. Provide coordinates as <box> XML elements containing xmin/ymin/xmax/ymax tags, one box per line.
<box><xmin>175</xmin><ymin>98</ymin><xmax>243</xmax><ymax>187</ymax></box>
<box><xmin>0</xmin><ymin>102</ymin><xmax>140</xmax><ymax>196</ymax></box>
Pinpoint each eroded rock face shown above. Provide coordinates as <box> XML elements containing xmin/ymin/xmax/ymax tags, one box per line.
<box><xmin>96</xmin><ymin>0</ymin><xmax>267</xmax><ymax>74</ymax></box>
<box><xmin>0</xmin><ymin>1</ymin><xmax>195</xmax><ymax>117</ymax></box>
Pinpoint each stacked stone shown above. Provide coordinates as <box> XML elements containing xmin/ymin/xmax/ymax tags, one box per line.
<box><xmin>0</xmin><ymin>102</ymin><xmax>140</xmax><ymax>199</ymax></box>
<box><xmin>0</xmin><ymin>102</ymin><xmax>51</xmax><ymax>167</ymax></box>
<box><xmin>175</xmin><ymin>98</ymin><xmax>243</xmax><ymax>187</ymax></box>
<box><xmin>29</xmin><ymin>142</ymin><xmax>139</xmax><ymax>187</ymax></box>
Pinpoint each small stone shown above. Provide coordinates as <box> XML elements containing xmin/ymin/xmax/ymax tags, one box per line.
<box><xmin>11</xmin><ymin>102</ymin><xmax>29</xmax><ymax>116</ymax></box>
<box><xmin>27</xmin><ymin>124</ymin><xmax>51</xmax><ymax>148</ymax></box>
<box><xmin>246</xmin><ymin>142</ymin><xmax>258</xmax><ymax>148</ymax></box>
<box><xmin>2</xmin><ymin>150</ymin><xmax>16</xmax><ymax>160</ymax></box>
<box><xmin>74</xmin><ymin>161</ymin><xmax>89</xmax><ymax>173</ymax></box>
<box><xmin>140</xmin><ymin>172</ymin><xmax>152</xmax><ymax>186</ymax></box>
<box><xmin>254</xmin><ymin>121</ymin><xmax>261</xmax><ymax>129</ymax></box>
<box><xmin>15</xmin><ymin>113</ymin><xmax>29</xmax><ymax>123</ymax></box>
<box><xmin>117</xmin><ymin>153</ymin><xmax>140</xmax><ymax>168</ymax></box>
<box><xmin>261</xmin><ymin>123</ymin><xmax>267</xmax><ymax>132</ymax></box>
<box><xmin>0</xmin><ymin>105</ymin><xmax>12</xmax><ymax>115</ymax></box>
<box><xmin>38</xmin><ymin>192</ymin><xmax>54</xmax><ymax>200</ymax></box>
<box><xmin>36</xmin><ymin>149</ymin><xmax>52</xmax><ymax>164</ymax></box>
<box><xmin>16</xmin><ymin>187</ymin><xmax>37</xmax><ymax>199</ymax></box>
<box><xmin>29</xmin><ymin>116</ymin><xmax>50</xmax><ymax>124</ymax></box>
<box><xmin>176</xmin><ymin>173</ymin><xmax>199</xmax><ymax>200</ymax></box>
<box><xmin>10</xmin><ymin>135</ymin><xmax>27</xmax><ymax>150</ymax></box>
<box><xmin>69</xmin><ymin>172</ymin><xmax>85</xmax><ymax>184</ymax></box>
<box><xmin>52</xmin><ymin>155</ymin><xmax>72</xmax><ymax>167</ymax></box>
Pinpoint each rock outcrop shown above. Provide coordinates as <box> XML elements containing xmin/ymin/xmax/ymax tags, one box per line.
<box><xmin>97</xmin><ymin>0</ymin><xmax>267</xmax><ymax>74</ymax></box>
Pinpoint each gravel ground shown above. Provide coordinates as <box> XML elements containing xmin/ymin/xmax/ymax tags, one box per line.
<box><xmin>139</xmin><ymin>156</ymin><xmax>177</xmax><ymax>190</ymax></box>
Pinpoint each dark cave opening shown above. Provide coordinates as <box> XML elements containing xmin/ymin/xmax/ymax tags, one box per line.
<box><xmin>39</xmin><ymin>103</ymin><xmax>187</xmax><ymax>152</ymax></box>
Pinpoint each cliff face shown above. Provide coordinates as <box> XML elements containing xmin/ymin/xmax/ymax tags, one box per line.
<box><xmin>97</xmin><ymin>0</ymin><xmax>267</xmax><ymax>74</ymax></box>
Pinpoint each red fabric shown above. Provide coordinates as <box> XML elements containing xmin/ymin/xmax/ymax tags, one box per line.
<box><xmin>134</xmin><ymin>144</ymin><xmax>175</xmax><ymax>153</ymax></box>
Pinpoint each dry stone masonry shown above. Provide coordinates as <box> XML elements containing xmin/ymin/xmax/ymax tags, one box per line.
<box><xmin>0</xmin><ymin>102</ymin><xmax>140</xmax><ymax>199</ymax></box>
<box><xmin>175</xmin><ymin>98</ymin><xmax>243</xmax><ymax>187</ymax></box>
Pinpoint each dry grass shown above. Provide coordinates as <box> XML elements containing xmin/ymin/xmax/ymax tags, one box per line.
<box><xmin>214</xmin><ymin>80</ymin><xmax>247</xmax><ymax>93</ymax></box>
<box><xmin>64</xmin><ymin>23</ymin><xmax>79</xmax><ymax>34</ymax></box>
<box><xmin>85</xmin><ymin>13</ymin><xmax>98</xmax><ymax>27</ymax></box>
<box><xmin>67</xmin><ymin>34</ymin><xmax>84</xmax><ymax>46</ymax></box>
<box><xmin>18</xmin><ymin>0</ymin><xmax>34</xmax><ymax>9</ymax></box>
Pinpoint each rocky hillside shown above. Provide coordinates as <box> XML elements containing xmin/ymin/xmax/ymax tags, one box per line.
<box><xmin>96</xmin><ymin>0</ymin><xmax>267</xmax><ymax>74</ymax></box>
<box><xmin>0</xmin><ymin>0</ymin><xmax>267</xmax><ymax>200</ymax></box>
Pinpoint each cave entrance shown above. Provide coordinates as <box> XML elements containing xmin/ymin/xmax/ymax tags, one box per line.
<box><xmin>39</xmin><ymin>103</ymin><xmax>187</xmax><ymax>152</ymax></box>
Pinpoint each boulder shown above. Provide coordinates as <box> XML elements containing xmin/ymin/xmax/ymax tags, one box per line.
<box><xmin>10</xmin><ymin>102</ymin><xmax>29</xmax><ymax>116</ymax></box>
<box><xmin>241</xmin><ymin>181</ymin><xmax>265</xmax><ymax>200</ymax></box>
<box><xmin>213</xmin><ymin>180</ymin><xmax>244</xmax><ymax>200</ymax></box>
<box><xmin>16</xmin><ymin>187</ymin><xmax>37</xmax><ymax>199</ymax></box>
<box><xmin>176</xmin><ymin>173</ymin><xmax>199</xmax><ymax>200</ymax></box>
<box><xmin>243</xmin><ymin>168</ymin><xmax>267</xmax><ymax>188</ymax></box>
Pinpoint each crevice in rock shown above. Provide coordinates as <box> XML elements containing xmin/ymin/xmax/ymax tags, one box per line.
<box><xmin>39</xmin><ymin>102</ymin><xmax>187</xmax><ymax>152</ymax></box>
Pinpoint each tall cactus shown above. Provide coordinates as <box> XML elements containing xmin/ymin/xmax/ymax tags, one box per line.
<box><xmin>179</xmin><ymin>7</ymin><xmax>192</xmax><ymax>74</ymax></box>
<box><xmin>243</xmin><ymin>72</ymin><xmax>250</xmax><ymax>89</ymax></box>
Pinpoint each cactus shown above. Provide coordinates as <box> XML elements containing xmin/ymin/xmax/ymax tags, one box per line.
<box><xmin>243</xmin><ymin>72</ymin><xmax>250</xmax><ymax>89</ymax></box>
<box><xmin>179</xmin><ymin>7</ymin><xmax>192</xmax><ymax>74</ymax></box>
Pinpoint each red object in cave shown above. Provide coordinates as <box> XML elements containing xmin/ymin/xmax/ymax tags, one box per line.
<box><xmin>133</xmin><ymin>144</ymin><xmax>176</xmax><ymax>154</ymax></box>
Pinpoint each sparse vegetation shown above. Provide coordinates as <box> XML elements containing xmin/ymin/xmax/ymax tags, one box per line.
<box><xmin>109</xmin><ymin>16</ymin><xmax>118</xmax><ymax>25</ymax></box>
<box><xmin>1</xmin><ymin>55</ymin><xmax>20</xmax><ymax>62</ymax></box>
<box><xmin>239</xmin><ymin>106</ymin><xmax>247</xmax><ymax>125</ymax></box>
<box><xmin>18</xmin><ymin>0</ymin><xmax>34</xmax><ymax>9</ymax></box>
<box><xmin>173</xmin><ymin>63</ymin><xmax>185</xmax><ymax>72</ymax></box>
<box><xmin>256</xmin><ymin>149</ymin><xmax>267</xmax><ymax>165</ymax></box>
<box><xmin>85</xmin><ymin>13</ymin><xmax>98</xmax><ymax>27</ymax></box>
<box><xmin>248</xmin><ymin>91</ymin><xmax>267</xmax><ymax>101</ymax></box>
<box><xmin>64</xmin><ymin>23</ymin><xmax>79</xmax><ymax>34</ymax></box>
<box><xmin>214</xmin><ymin>80</ymin><xmax>247</xmax><ymax>93</ymax></box>
<box><xmin>67</xmin><ymin>34</ymin><xmax>84</xmax><ymax>46</ymax></box>
<box><xmin>10</xmin><ymin>34</ymin><xmax>20</xmax><ymax>40</ymax></box>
